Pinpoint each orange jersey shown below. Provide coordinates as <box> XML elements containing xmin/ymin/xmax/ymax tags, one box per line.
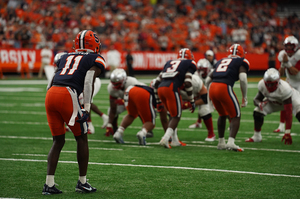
<box><xmin>45</xmin><ymin>86</ymin><xmax>88</xmax><ymax>136</ymax></box>
<box><xmin>209</xmin><ymin>82</ymin><xmax>240</xmax><ymax>118</ymax></box>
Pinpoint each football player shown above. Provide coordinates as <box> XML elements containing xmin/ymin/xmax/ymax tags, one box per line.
<box><xmin>206</xmin><ymin>44</ymin><xmax>249</xmax><ymax>152</ymax></box>
<box><xmin>245</xmin><ymin>68</ymin><xmax>300</xmax><ymax>144</ymax></box>
<box><xmin>43</xmin><ymin>30</ymin><xmax>105</xmax><ymax>194</ymax></box>
<box><xmin>189</xmin><ymin>50</ymin><xmax>217</xmax><ymax>129</ymax></box>
<box><xmin>153</xmin><ymin>48</ymin><xmax>197</xmax><ymax>148</ymax></box>
<box><xmin>106</xmin><ymin>68</ymin><xmax>146</xmax><ymax>139</ymax></box>
<box><xmin>113</xmin><ymin>85</ymin><xmax>169</xmax><ymax>145</ymax></box>
<box><xmin>180</xmin><ymin>74</ymin><xmax>215</xmax><ymax>141</ymax></box>
<box><xmin>274</xmin><ymin>35</ymin><xmax>300</xmax><ymax>133</ymax></box>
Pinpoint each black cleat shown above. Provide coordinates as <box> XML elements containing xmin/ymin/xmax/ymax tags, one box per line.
<box><xmin>75</xmin><ymin>180</ymin><xmax>97</xmax><ymax>193</ymax></box>
<box><xmin>42</xmin><ymin>184</ymin><xmax>62</xmax><ymax>195</ymax></box>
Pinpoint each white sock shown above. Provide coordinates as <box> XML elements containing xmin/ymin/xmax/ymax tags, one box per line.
<box><xmin>79</xmin><ymin>176</ymin><xmax>86</xmax><ymax>184</ymax></box>
<box><xmin>46</xmin><ymin>175</ymin><xmax>55</xmax><ymax>187</ymax></box>
<box><xmin>141</xmin><ymin>128</ymin><xmax>147</xmax><ymax>136</ymax></box>
<box><xmin>227</xmin><ymin>137</ymin><xmax>235</xmax><ymax>145</ymax></box>
<box><xmin>254</xmin><ymin>131</ymin><xmax>261</xmax><ymax>137</ymax></box>
<box><xmin>279</xmin><ymin>122</ymin><xmax>285</xmax><ymax>129</ymax></box>
<box><xmin>117</xmin><ymin>126</ymin><xmax>125</xmax><ymax>134</ymax></box>
<box><xmin>164</xmin><ymin>128</ymin><xmax>174</xmax><ymax>140</ymax></box>
<box><xmin>171</xmin><ymin>128</ymin><xmax>179</xmax><ymax>142</ymax></box>
<box><xmin>219</xmin><ymin>137</ymin><xmax>225</xmax><ymax>145</ymax></box>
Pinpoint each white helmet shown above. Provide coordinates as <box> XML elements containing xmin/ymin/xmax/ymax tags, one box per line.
<box><xmin>263</xmin><ymin>68</ymin><xmax>280</xmax><ymax>92</ymax></box>
<box><xmin>197</xmin><ymin>58</ymin><xmax>210</xmax><ymax>78</ymax></box>
<box><xmin>284</xmin><ymin>36</ymin><xmax>299</xmax><ymax>54</ymax></box>
<box><xmin>110</xmin><ymin>68</ymin><xmax>127</xmax><ymax>89</ymax></box>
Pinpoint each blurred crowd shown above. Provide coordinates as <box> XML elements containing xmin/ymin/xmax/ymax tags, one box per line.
<box><xmin>0</xmin><ymin>0</ymin><xmax>299</xmax><ymax>55</ymax></box>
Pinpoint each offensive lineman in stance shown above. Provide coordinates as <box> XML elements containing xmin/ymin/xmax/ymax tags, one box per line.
<box><xmin>43</xmin><ymin>30</ymin><xmax>105</xmax><ymax>194</ymax></box>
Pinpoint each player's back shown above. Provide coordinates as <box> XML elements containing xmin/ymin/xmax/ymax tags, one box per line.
<box><xmin>53</xmin><ymin>52</ymin><xmax>105</xmax><ymax>95</ymax></box>
<box><xmin>159</xmin><ymin>59</ymin><xmax>196</xmax><ymax>89</ymax></box>
<box><xmin>212</xmin><ymin>57</ymin><xmax>249</xmax><ymax>87</ymax></box>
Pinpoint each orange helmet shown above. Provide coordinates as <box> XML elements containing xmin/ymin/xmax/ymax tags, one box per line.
<box><xmin>177</xmin><ymin>48</ymin><xmax>194</xmax><ymax>60</ymax></box>
<box><xmin>74</xmin><ymin>30</ymin><xmax>101</xmax><ymax>54</ymax></box>
<box><xmin>228</xmin><ymin>44</ymin><xmax>245</xmax><ymax>58</ymax></box>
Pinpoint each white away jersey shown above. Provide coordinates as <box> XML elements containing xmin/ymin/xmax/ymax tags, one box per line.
<box><xmin>180</xmin><ymin>74</ymin><xmax>203</xmax><ymax>100</ymax></box>
<box><xmin>278</xmin><ymin>49</ymin><xmax>300</xmax><ymax>88</ymax></box>
<box><xmin>107</xmin><ymin>76</ymin><xmax>145</xmax><ymax>99</ymax></box>
<box><xmin>258</xmin><ymin>79</ymin><xmax>293</xmax><ymax>104</ymax></box>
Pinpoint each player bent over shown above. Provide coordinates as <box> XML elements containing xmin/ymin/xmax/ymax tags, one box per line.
<box><xmin>245</xmin><ymin>68</ymin><xmax>300</xmax><ymax>144</ymax></box>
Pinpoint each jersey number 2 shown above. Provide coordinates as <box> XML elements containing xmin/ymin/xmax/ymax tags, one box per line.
<box><xmin>216</xmin><ymin>58</ymin><xmax>232</xmax><ymax>72</ymax></box>
<box><xmin>60</xmin><ymin>55</ymin><xmax>83</xmax><ymax>75</ymax></box>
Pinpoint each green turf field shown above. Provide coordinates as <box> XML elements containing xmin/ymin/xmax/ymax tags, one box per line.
<box><xmin>0</xmin><ymin>78</ymin><xmax>299</xmax><ymax>199</ymax></box>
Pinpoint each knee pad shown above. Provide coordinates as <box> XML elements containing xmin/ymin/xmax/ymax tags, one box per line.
<box><xmin>253</xmin><ymin>111</ymin><xmax>264</xmax><ymax>123</ymax></box>
<box><xmin>201</xmin><ymin>113</ymin><xmax>212</xmax><ymax>120</ymax></box>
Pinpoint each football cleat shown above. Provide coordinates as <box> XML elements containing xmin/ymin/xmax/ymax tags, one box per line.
<box><xmin>75</xmin><ymin>180</ymin><xmax>97</xmax><ymax>193</ymax></box>
<box><xmin>273</xmin><ymin>128</ymin><xmax>285</xmax><ymax>133</ymax></box>
<box><xmin>245</xmin><ymin>136</ymin><xmax>262</xmax><ymax>142</ymax></box>
<box><xmin>101</xmin><ymin>114</ymin><xmax>109</xmax><ymax>129</ymax></box>
<box><xmin>113</xmin><ymin>131</ymin><xmax>125</xmax><ymax>144</ymax></box>
<box><xmin>42</xmin><ymin>184</ymin><xmax>62</xmax><ymax>195</ymax></box>
<box><xmin>188</xmin><ymin>122</ymin><xmax>202</xmax><ymax>128</ymax></box>
<box><xmin>217</xmin><ymin>143</ymin><xmax>226</xmax><ymax>150</ymax></box>
<box><xmin>205</xmin><ymin>135</ymin><xmax>216</xmax><ymax>142</ymax></box>
<box><xmin>159</xmin><ymin>137</ymin><xmax>171</xmax><ymax>149</ymax></box>
<box><xmin>225</xmin><ymin>143</ymin><xmax>244</xmax><ymax>152</ymax></box>
<box><xmin>136</xmin><ymin>131</ymin><xmax>146</xmax><ymax>145</ymax></box>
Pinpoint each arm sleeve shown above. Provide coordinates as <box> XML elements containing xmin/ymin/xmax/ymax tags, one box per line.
<box><xmin>239</xmin><ymin>72</ymin><xmax>248</xmax><ymax>99</ymax></box>
<box><xmin>83</xmin><ymin>70</ymin><xmax>95</xmax><ymax>112</ymax></box>
<box><xmin>184</xmin><ymin>72</ymin><xmax>194</xmax><ymax>103</ymax></box>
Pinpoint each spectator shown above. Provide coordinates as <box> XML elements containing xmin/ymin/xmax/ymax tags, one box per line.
<box><xmin>125</xmin><ymin>48</ymin><xmax>134</xmax><ymax>77</ymax></box>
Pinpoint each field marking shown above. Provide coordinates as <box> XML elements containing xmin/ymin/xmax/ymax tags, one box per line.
<box><xmin>0</xmin><ymin>157</ymin><xmax>299</xmax><ymax>178</ymax></box>
<box><xmin>1</xmin><ymin>135</ymin><xmax>300</xmax><ymax>153</ymax></box>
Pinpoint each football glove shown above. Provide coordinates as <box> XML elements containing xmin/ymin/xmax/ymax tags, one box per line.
<box><xmin>115</xmin><ymin>99</ymin><xmax>124</xmax><ymax>105</ymax></box>
<box><xmin>156</xmin><ymin>102</ymin><xmax>164</xmax><ymax>113</ymax></box>
<box><xmin>182</xmin><ymin>101</ymin><xmax>192</xmax><ymax>110</ymax></box>
<box><xmin>281</xmin><ymin>131</ymin><xmax>292</xmax><ymax>145</ymax></box>
<box><xmin>76</xmin><ymin>109</ymin><xmax>90</xmax><ymax>123</ymax></box>
<box><xmin>258</xmin><ymin>100</ymin><xmax>268</xmax><ymax>111</ymax></box>
<box><xmin>241</xmin><ymin>97</ymin><xmax>248</xmax><ymax>107</ymax></box>
<box><xmin>105</xmin><ymin>123</ymin><xmax>114</xmax><ymax>137</ymax></box>
<box><xmin>189</xmin><ymin>101</ymin><xmax>196</xmax><ymax>113</ymax></box>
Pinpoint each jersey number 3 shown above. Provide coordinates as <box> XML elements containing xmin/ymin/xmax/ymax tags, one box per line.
<box><xmin>216</xmin><ymin>58</ymin><xmax>232</xmax><ymax>72</ymax></box>
<box><xmin>60</xmin><ymin>55</ymin><xmax>83</xmax><ymax>75</ymax></box>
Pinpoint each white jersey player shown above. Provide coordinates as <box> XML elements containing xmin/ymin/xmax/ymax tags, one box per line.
<box><xmin>180</xmin><ymin>74</ymin><xmax>215</xmax><ymax>141</ymax></box>
<box><xmin>275</xmin><ymin>36</ymin><xmax>300</xmax><ymax>132</ymax></box>
<box><xmin>245</xmin><ymin>68</ymin><xmax>300</xmax><ymax>145</ymax></box>
<box><xmin>190</xmin><ymin>50</ymin><xmax>216</xmax><ymax>129</ymax></box>
<box><xmin>106</xmin><ymin>68</ymin><xmax>145</xmax><ymax>137</ymax></box>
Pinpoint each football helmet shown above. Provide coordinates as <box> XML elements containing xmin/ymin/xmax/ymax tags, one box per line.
<box><xmin>284</xmin><ymin>35</ymin><xmax>298</xmax><ymax>54</ymax></box>
<box><xmin>177</xmin><ymin>48</ymin><xmax>194</xmax><ymax>60</ymax></box>
<box><xmin>263</xmin><ymin>68</ymin><xmax>280</xmax><ymax>92</ymax></box>
<box><xmin>228</xmin><ymin>44</ymin><xmax>245</xmax><ymax>58</ymax></box>
<box><xmin>197</xmin><ymin>59</ymin><xmax>210</xmax><ymax>79</ymax></box>
<box><xmin>74</xmin><ymin>30</ymin><xmax>101</xmax><ymax>54</ymax></box>
<box><xmin>110</xmin><ymin>69</ymin><xmax>127</xmax><ymax>89</ymax></box>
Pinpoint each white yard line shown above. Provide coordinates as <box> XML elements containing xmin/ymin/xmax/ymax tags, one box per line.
<box><xmin>0</xmin><ymin>157</ymin><xmax>299</xmax><ymax>178</ymax></box>
<box><xmin>1</xmin><ymin>135</ymin><xmax>300</xmax><ymax>153</ymax></box>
